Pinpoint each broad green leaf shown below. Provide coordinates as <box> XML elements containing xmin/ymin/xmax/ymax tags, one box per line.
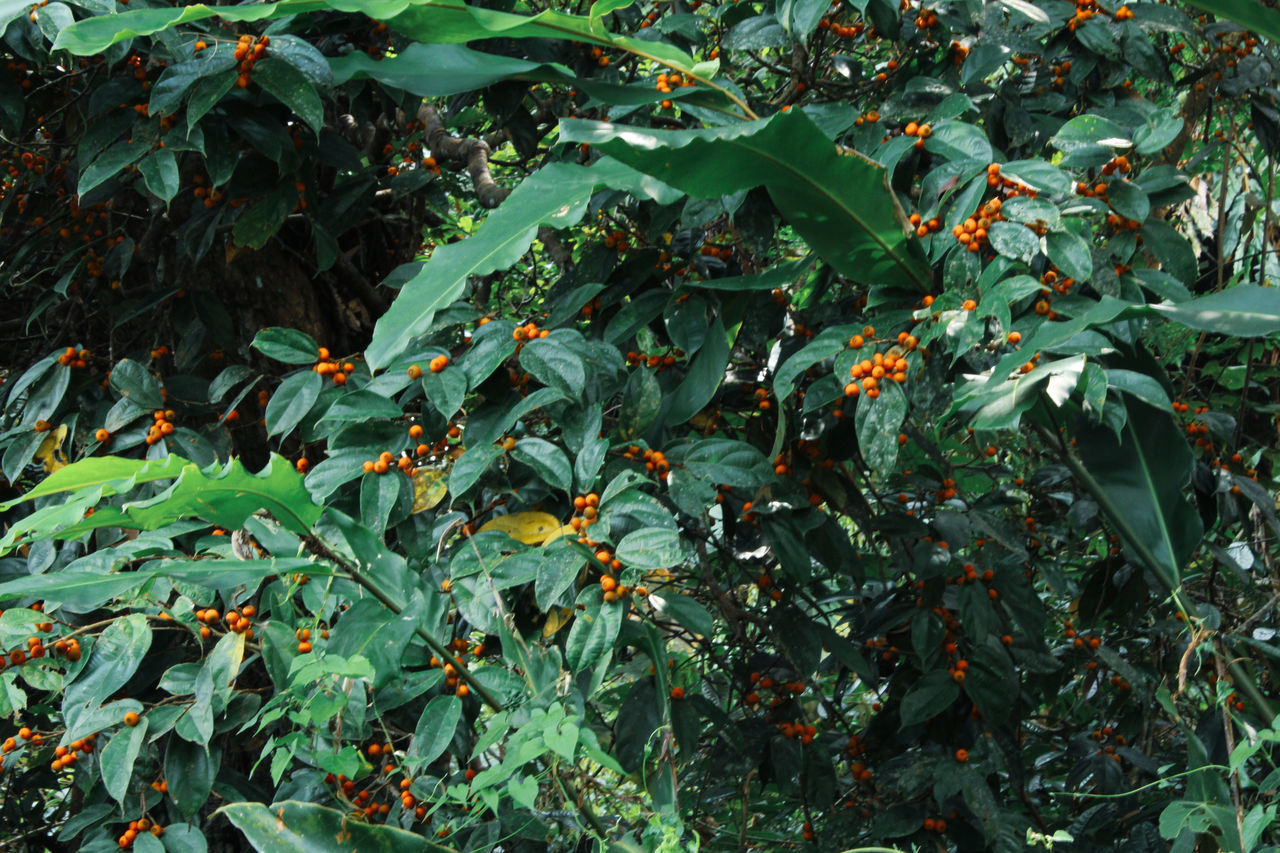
<box><xmin>368</xmin><ymin>160</ymin><xmax>631</xmax><ymax>369</ymax></box>
<box><xmin>1186</xmin><ymin>0</ymin><xmax>1280</xmax><ymax>42</ymax></box>
<box><xmin>449</xmin><ymin>444</ymin><xmax>503</xmax><ymax>498</ymax></box>
<box><xmin>1076</xmin><ymin>400</ymin><xmax>1201</xmax><ymax>592</ymax></box>
<box><xmin>899</xmin><ymin>668</ymin><xmax>960</xmax><ymax>727</ymax></box>
<box><xmin>65</xmin><ymin>614</ymin><xmax>152</xmax><ymax>708</ymax></box>
<box><xmin>101</xmin><ymin>717</ymin><xmax>149</xmax><ymax>805</ymax></box>
<box><xmin>616</xmin><ymin>527</ymin><xmax>688</xmax><ymax>570</ymax></box>
<box><xmin>1147</xmin><ymin>286</ymin><xmax>1280</xmax><ymax>336</ymax></box>
<box><xmin>110</xmin><ymin>358</ymin><xmax>164</xmax><ymax>410</ymax></box>
<box><xmin>854</xmin><ymin>381</ymin><xmax>907</xmax><ymax>473</ymax></box>
<box><xmin>232</xmin><ymin>182</ymin><xmax>299</xmax><ymax>250</ymax></box>
<box><xmin>327</xmin><ymin>598</ymin><xmax>417</xmax><ymax>687</ymax></box>
<box><xmin>253</xmin><ymin>327</ymin><xmax>320</xmax><ymax>364</ymax></box>
<box><xmin>561</xmin><ymin>110</ymin><xmax>932</xmax><ymax>291</ymax></box>
<box><xmin>165</xmin><ymin>738</ymin><xmax>217</xmax><ymax>818</ymax></box>
<box><xmin>409</xmin><ymin>695</ymin><xmax>461</xmax><ymax>766</ymax></box>
<box><xmin>565</xmin><ymin>586</ymin><xmax>623</xmax><ymax>671</ymax></box>
<box><xmin>251</xmin><ymin>58</ymin><xmax>324</xmax><ymax>134</ymax></box>
<box><xmin>666</xmin><ymin>315</ymin><xmax>736</xmax><ymax>426</ymax></box>
<box><xmin>137</xmin><ymin>149</ymin><xmax>180</xmax><ymax>203</ymax></box>
<box><xmin>512</xmin><ymin>438</ymin><xmax>573</xmax><ymax>494</ymax></box>
<box><xmin>219</xmin><ymin>800</ymin><xmax>457</xmax><ymax>853</ymax></box>
<box><xmin>265</xmin><ymin>371</ymin><xmax>323</xmax><ymax>438</ymax></box>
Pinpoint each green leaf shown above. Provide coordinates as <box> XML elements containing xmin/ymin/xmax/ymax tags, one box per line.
<box><xmin>1147</xmin><ymin>285</ymin><xmax>1280</xmax><ymax>336</ymax></box>
<box><xmin>79</xmin><ymin>139</ymin><xmax>149</xmax><ymax>196</ymax></box>
<box><xmin>616</xmin><ymin>527</ymin><xmax>688</xmax><ymax>570</ymax></box>
<box><xmin>1186</xmin><ymin>0</ymin><xmax>1280</xmax><ymax>43</ymax></box>
<box><xmin>512</xmin><ymin>438</ymin><xmax>573</xmax><ymax>494</ymax></box>
<box><xmin>219</xmin><ymin>800</ymin><xmax>457</xmax><ymax>853</ymax></box>
<box><xmin>253</xmin><ymin>327</ymin><xmax>320</xmax><ymax>364</ymax></box>
<box><xmin>986</xmin><ymin>221</ymin><xmax>1040</xmax><ymax>265</ymax></box>
<box><xmin>65</xmin><ymin>614</ymin><xmax>152</xmax><ymax>708</ymax></box>
<box><xmin>560</xmin><ymin>110</ymin><xmax>932</xmax><ymax>291</ymax></box>
<box><xmin>617</xmin><ymin>368</ymin><xmax>662</xmax><ymax>440</ymax></box>
<box><xmin>449</xmin><ymin>444</ymin><xmax>503</xmax><ymax>498</ymax></box>
<box><xmin>326</xmin><ymin>598</ymin><xmax>417</xmax><ymax>688</ymax></box>
<box><xmin>251</xmin><ymin>58</ymin><xmax>324</xmax><ymax>135</ymax></box>
<box><xmin>232</xmin><ymin>181</ymin><xmax>298</xmax><ymax>250</ymax></box>
<box><xmin>535</xmin><ymin>541</ymin><xmax>586</xmax><ymax>609</ymax></box>
<box><xmin>1045</xmin><ymin>230</ymin><xmax>1093</xmax><ymax>281</ymax></box>
<box><xmin>1076</xmin><ymin>401</ymin><xmax>1202</xmax><ymax>592</ymax></box>
<box><xmin>165</xmin><ymin>732</ymin><xmax>215</xmax><ymax>814</ymax></box>
<box><xmin>650</xmin><ymin>592</ymin><xmax>713</xmax><ymax>638</ymax></box>
<box><xmin>899</xmin><ymin>668</ymin><xmax>960</xmax><ymax>727</ymax></box>
<box><xmin>110</xmin><ymin>358</ymin><xmax>165</xmax><ymax>410</ymax></box>
<box><xmin>854</xmin><ymin>381</ymin><xmax>907</xmax><ymax>473</ymax></box>
<box><xmin>367</xmin><ymin>158</ymin><xmax>669</xmax><ymax>370</ymax></box>
<box><xmin>137</xmin><ymin>149</ymin><xmax>180</xmax><ymax>203</ymax></box>
<box><xmin>1105</xmin><ymin>369</ymin><xmax>1170</xmax><ymax>409</ymax></box>
<box><xmin>265</xmin><ymin>371</ymin><xmax>323</xmax><ymax>438</ymax></box>
<box><xmin>409</xmin><ymin>695</ymin><xmax>461</xmax><ymax>767</ymax></box>
<box><xmin>1107</xmin><ymin>179</ymin><xmax>1150</xmax><ymax>223</ymax></box>
<box><xmin>520</xmin><ymin>334</ymin><xmax>586</xmax><ymax>397</ymax></box>
<box><xmin>565</xmin><ymin>586</ymin><xmax>623</xmax><ymax>671</ymax></box>
<box><xmin>667</xmin><ymin>315</ymin><xmax>735</xmax><ymax>425</ymax></box>
<box><xmin>359</xmin><ymin>472</ymin><xmax>402</xmax><ymax>535</ymax></box>
<box><xmin>101</xmin><ymin>717</ymin><xmax>149</xmax><ymax>805</ymax></box>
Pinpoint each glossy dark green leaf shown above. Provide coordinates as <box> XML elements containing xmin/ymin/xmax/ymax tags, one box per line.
<box><xmin>561</xmin><ymin>110</ymin><xmax>932</xmax><ymax>291</ymax></box>
<box><xmin>359</xmin><ymin>470</ymin><xmax>401</xmax><ymax>534</ymax></box>
<box><xmin>521</xmin><ymin>333</ymin><xmax>586</xmax><ymax>397</ymax></box>
<box><xmin>101</xmin><ymin>717</ymin><xmax>148</xmax><ymax>804</ymax></box>
<box><xmin>219</xmin><ymin>800</ymin><xmax>456</xmax><ymax>853</ymax></box>
<box><xmin>137</xmin><ymin>149</ymin><xmax>180</xmax><ymax>202</ymax></box>
<box><xmin>512</xmin><ymin>438</ymin><xmax>573</xmax><ymax>494</ymax></box>
<box><xmin>251</xmin><ymin>58</ymin><xmax>324</xmax><ymax>134</ymax></box>
<box><xmin>616</xmin><ymin>527</ymin><xmax>688</xmax><ymax>570</ymax></box>
<box><xmin>899</xmin><ymin>668</ymin><xmax>960</xmax><ymax>727</ymax></box>
<box><xmin>165</xmin><ymin>736</ymin><xmax>217</xmax><ymax>817</ymax></box>
<box><xmin>854</xmin><ymin>381</ymin><xmax>907</xmax><ymax>473</ymax></box>
<box><xmin>409</xmin><ymin>695</ymin><xmax>461</xmax><ymax>767</ymax></box>
<box><xmin>1045</xmin><ymin>229</ymin><xmax>1093</xmax><ymax>281</ymax></box>
<box><xmin>110</xmin><ymin>358</ymin><xmax>165</xmax><ymax>410</ymax></box>
<box><xmin>666</xmin><ymin>316</ymin><xmax>734</xmax><ymax>426</ymax></box>
<box><xmin>448</xmin><ymin>444</ymin><xmax>503</xmax><ymax>498</ymax></box>
<box><xmin>65</xmin><ymin>614</ymin><xmax>152</xmax><ymax>707</ymax></box>
<box><xmin>232</xmin><ymin>181</ymin><xmax>299</xmax><ymax>250</ymax></box>
<box><xmin>253</xmin><ymin>327</ymin><xmax>320</xmax><ymax>365</ymax></box>
<box><xmin>617</xmin><ymin>368</ymin><xmax>662</xmax><ymax>440</ymax></box>
<box><xmin>1107</xmin><ymin>179</ymin><xmax>1150</xmax><ymax>223</ymax></box>
<box><xmin>566</xmin><ymin>586</ymin><xmax>623</xmax><ymax>671</ymax></box>
<box><xmin>265</xmin><ymin>371</ymin><xmax>323</xmax><ymax>438</ymax></box>
<box><xmin>986</xmin><ymin>221</ymin><xmax>1040</xmax><ymax>265</ymax></box>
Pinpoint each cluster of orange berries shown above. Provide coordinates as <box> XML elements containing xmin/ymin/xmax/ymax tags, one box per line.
<box><xmin>625</xmin><ymin>445</ymin><xmax>671</xmax><ymax>480</ymax></box>
<box><xmin>1104</xmin><ymin>212</ymin><xmax>1143</xmax><ymax>231</ymax></box>
<box><xmin>428</xmin><ymin>641</ymin><xmax>476</xmax><ymax>697</ymax></box>
<box><xmin>314</xmin><ymin>347</ymin><xmax>356</xmax><ymax>385</ymax></box>
<box><xmin>602</xmin><ymin>229</ymin><xmax>632</xmax><ymax>251</ymax></box>
<box><xmin>49</xmin><ymin>732</ymin><xmax>97</xmax><ymax>774</ymax></box>
<box><xmin>844</xmin><ymin>348</ymin><xmax>912</xmax><ymax>399</ymax></box>
<box><xmin>907</xmin><ymin>212</ymin><xmax>942</xmax><ymax>238</ymax></box>
<box><xmin>922</xmin><ymin>817</ymin><xmax>950</xmax><ymax>833</ymax></box>
<box><xmin>512</xmin><ymin>321</ymin><xmax>549</xmax><ymax>342</ymax></box>
<box><xmin>626</xmin><ymin>350</ymin><xmax>680</xmax><ymax>370</ymax></box>
<box><xmin>0</xmin><ymin>620</ymin><xmax>61</xmax><ymax>669</ymax></box>
<box><xmin>407</xmin><ymin>354</ymin><xmax>450</xmax><ymax>378</ymax></box>
<box><xmin>150</xmin><ymin>344</ymin><xmax>170</xmax><ymax>360</ymax></box>
<box><xmin>189</xmin><ymin>175</ymin><xmax>227</xmax><ymax>209</ymax></box>
<box><xmin>233</xmin><ymin>34</ymin><xmax>269</xmax><ymax>89</ymax></box>
<box><xmin>56</xmin><ymin>346</ymin><xmax>89</xmax><ymax>368</ymax></box>
<box><xmin>588</xmin><ymin>46</ymin><xmax>610</xmax><ymax>67</ymax></box>
<box><xmin>598</xmin><ymin>570</ymin><xmax>635</xmax><ymax>605</ymax></box>
<box><xmin>293</xmin><ymin>625</ymin><xmax>328</xmax><ymax>653</ymax></box>
<box><xmin>141</xmin><ymin>408</ymin><xmax>176</xmax><ymax>445</ymax></box>
<box><xmin>913</xmin><ymin>7</ymin><xmax>939</xmax><ymax>28</ymax></box>
<box><xmin>899</xmin><ymin>120</ymin><xmax>933</xmax><ymax>150</ymax></box>
<box><xmin>1</xmin><ymin>724</ymin><xmax>43</xmax><ymax>767</ymax></box>
<box><xmin>951</xmin><ymin>193</ymin><xmax>1004</xmax><ymax>253</ymax></box>
<box><xmin>853</xmin><ymin>109</ymin><xmax>880</xmax><ymax>126</ymax></box>
<box><xmin>118</xmin><ymin>817</ymin><xmax>163</xmax><ymax>849</ymax></box>
<box><xmin>570</xmin><ymin>491</ymin><xmax>603</xmax><ymax>538</ymax></box>
<box><xmin>818</xmin><ymin>18</ymin><xmax>866</xmax><ymax>39</ymax></box>
<box><xmin>363</xmin><ymin>449</ymin><xmax>413</xmax><ymax>475</ymax></box>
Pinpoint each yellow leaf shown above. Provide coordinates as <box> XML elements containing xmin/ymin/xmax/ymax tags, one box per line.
<box><xmin>410</xmin><ymin>467</ymin><xmax>448</xmax><ymax>514</ymax></box>
<box><xmin>35</xmin><ymin>425</ymin><xmax>68</xmax><ymax>473</ymax></box>
<box><xmin>542</xmin><ymin>607</ymin><xmax>574</xmax><ymax>638</ymax></box>
<box><xmin>477</xmin><ymin>511</ymin><xmax>568</xmax><ymax>545</ymax></box>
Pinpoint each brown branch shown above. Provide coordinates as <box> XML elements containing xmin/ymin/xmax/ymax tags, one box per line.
<box><xmin>418</xmin><ymin>104</ymin><xmax>511</xmax><ymax>209</ymax></box>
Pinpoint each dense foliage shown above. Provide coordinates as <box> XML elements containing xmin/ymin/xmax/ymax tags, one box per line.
<box><xmin>2</xmin><ymin>0</ymin><xmax>1280</xmax><ymax>850</ymax></box>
